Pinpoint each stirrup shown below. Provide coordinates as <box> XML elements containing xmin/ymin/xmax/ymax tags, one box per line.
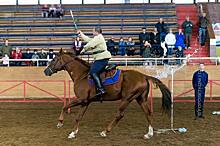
<box><xmin>95</xmin><ymin>90</ymin><xmax>106</xmax><ymax>102</ymax></box>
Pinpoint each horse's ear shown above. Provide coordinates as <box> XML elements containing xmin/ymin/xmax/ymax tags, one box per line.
<box><xmin>59</xmin><ymin>48</ymin><xmax>63</xmax><ymax>54</ymax></box>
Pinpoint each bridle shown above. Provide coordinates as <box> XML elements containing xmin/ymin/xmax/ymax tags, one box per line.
<box><xmin>47</xmin><ymin>54</ymin><xmax>88</xmax><ymax>80</ymax></box>
<box><xmin>46</xmin><ymin>54</ymin><xmax>73</xmax><ymax>74</ymax></box>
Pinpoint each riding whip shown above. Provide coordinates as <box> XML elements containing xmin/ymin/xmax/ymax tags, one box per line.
<box><xmin>70</xmin><ymin>10</ymin><xmax>78</xmax><ymax>30</ymax></box>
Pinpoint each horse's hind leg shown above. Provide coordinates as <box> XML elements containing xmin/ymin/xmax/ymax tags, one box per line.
<box><xmin>100</xmin><ymin>100</ymin><xmax>129</xmax><ymax>137</ymax></box>
<box><xmin>136</xmin><ymin>88</ymin><xmax>154</xmax><ymax>139</ymax></box>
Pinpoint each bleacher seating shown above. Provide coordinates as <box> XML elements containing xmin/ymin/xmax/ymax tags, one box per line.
<box><xmin>0</xmin><ymin>4</ymin><xmax>178</xmax><ymax>52</ymax></box>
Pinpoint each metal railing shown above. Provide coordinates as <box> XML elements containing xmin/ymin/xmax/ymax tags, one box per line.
<box><xmin>0</xmin><ymin>57</ymin><xmax>220</xmax><ymax>67</ymax></box>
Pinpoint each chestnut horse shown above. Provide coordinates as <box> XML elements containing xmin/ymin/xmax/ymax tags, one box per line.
<box><xmin>44</xmin><ymin>50</ymin><xmax>171</xmax><ymax>139</ymax></box>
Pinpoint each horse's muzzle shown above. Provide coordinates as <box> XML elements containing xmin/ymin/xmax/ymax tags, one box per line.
<box><xmin>44</xmin><ymin>67</ymin><xmax>54</xmax><ymax>76</ymax></box>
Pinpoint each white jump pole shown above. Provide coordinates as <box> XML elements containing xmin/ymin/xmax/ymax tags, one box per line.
<box><xmin>156</xmin><ymin>68</ymin><xmax>180</xmax><ymax>134</ymax></box>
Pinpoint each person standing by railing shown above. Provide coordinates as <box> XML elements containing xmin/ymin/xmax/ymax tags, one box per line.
<box><xmin>155</xmin><ymin>18</ymin><xmax>167</xmax><ymax>42</ymax></box>
<box><xmin>182</xmin><ymin>16</ymin><xmax>193</xmax><ymax>49</ymax></box>
<box><xmin>192</xmin><ymin>63</ymin><xmax>208</xmax><ymax>120</ymax></box>
<box><xmin>198</xmin><ymin>13</ymin><xmax>209</xmax><ymax>46</ymax></box>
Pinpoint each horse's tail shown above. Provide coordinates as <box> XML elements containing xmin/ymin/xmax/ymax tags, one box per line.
<box><xmin>146</xmin><ymin>75</ymin><xmax>171</xmax><ymax>114</ymax></box>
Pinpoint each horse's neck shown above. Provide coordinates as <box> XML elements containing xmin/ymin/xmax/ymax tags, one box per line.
<box><xmin>65</xmin><ymin>58</ymin><xmax>89</xmax><ymax>81</ymax></box>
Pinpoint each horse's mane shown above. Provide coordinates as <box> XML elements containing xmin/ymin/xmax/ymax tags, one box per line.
<box><xmin>74</xmin><ymin>57</ymin><xmax>91</xmax><ymax>68</ymax></box>
<box><xmin>63</xmin><ymin>52</ymin><xmax>90</xmax><ymax>68</ymax></box>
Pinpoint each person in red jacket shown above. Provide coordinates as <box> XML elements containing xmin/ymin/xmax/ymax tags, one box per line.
<box><xmin>11</xmin><ymin>47</ymin><xmax>22</xmax><ymax>66</ymax></box>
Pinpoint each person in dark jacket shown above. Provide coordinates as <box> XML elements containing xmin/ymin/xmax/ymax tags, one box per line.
<box><xmin>107</xmin><ymin>36</ymin><xmax>117</xmax><ymax>56</ymax></box>
<box><xmin>182</xmin><ymin>16</ymin><xmax>193</xmax><ymax>49</ymax></box>
<box><xmin>150</xmin><ymin>27</ymin><xmax>160</xmax><ymax>56</ymax></box>
<box><xmin>192</xmin><ymin>63</ymin><xmax>208</xmax><ymax>119</ymax></box>
<box><xmin>198</xmin><ymin>13</ymin><xmax>209</xmax><ymax>46</ymax></box>
<box><xmin>72</xmin><ymin>36</ymin><xmax>83</xmax><ymax>56</ymax></box>
<box><xmin>155</xmin><ymin>18</ymin><xmax>167</xmax><ymax>41</ymax></box>
<box><xmin>139</xmin><ymin>27</ymin><xmax>150</xmax><ymax>56</ymax></box>
<box><xmin>47</xmin><ymin>49</ymin><xmax>55</xmax><ymax>60</ymax></box>
<box><xmin>175</xmin><ymin>46</ymin><xmax>184</xmax><ymax>65</ymax></box>
<box><xmin>23</xmin><ymin>48</ymin><xmax>32</xmax><ymax>66</ymax></box>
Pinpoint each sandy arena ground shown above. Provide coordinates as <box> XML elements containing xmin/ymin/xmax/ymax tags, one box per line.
<box><xmin>0</xmin><ymin>99</ymin><xmax>219</xmax><ymax>146</ymax></box>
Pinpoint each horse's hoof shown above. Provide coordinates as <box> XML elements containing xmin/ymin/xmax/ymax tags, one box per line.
<box><xmin>143</xmin><ymin>133</ymin><xmax>153</xmax><ymax>139</ymax></box>
<box><xmin>68</xmin><ymin>132</ymin><xmax>76</xmax><ymax>139</ymax></box>
<box><xmin>57</xmin><ymin>122</ymin><xmax>64</xmax><ymax>128</ymax></box>
<box><xmin>100</xmin><ymin>131</ymin><xmax>107</xmax><ymax>137</ymax></box>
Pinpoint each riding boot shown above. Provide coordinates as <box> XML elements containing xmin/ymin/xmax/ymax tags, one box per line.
<box><xmin>90</xmin><ymin>73</ymin><xmax>106</xmax><ymax>102</ymax></box>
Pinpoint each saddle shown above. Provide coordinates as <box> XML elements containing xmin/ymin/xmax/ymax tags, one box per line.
<box><xmin>88</xmin><ymin>64</ymin><xmax>121</xmax><ymax>86</ymax></box>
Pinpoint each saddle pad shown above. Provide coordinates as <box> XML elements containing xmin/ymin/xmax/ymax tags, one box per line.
<box><xmin>89</xmin><ymin>69</ymin><xmax>121</xmax><ymax>86</ymax></box>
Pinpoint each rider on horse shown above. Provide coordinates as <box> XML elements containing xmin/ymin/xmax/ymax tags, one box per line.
<box><xmin>77</xmin><ymin>27</ymin><xmax>112</xmax><ymax>99</ymax></box>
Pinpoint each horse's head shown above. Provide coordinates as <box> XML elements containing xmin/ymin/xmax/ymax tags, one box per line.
<box><xmin>44</xmin><ymin>49</ymin><xmax>75</xmax><ymax>76</ymax></box>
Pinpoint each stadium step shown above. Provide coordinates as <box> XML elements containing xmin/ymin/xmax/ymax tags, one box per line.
<box><xmin>176</xmin><ymin>5</ymin><xmax>210</xmax><ymax>64</ymax></box>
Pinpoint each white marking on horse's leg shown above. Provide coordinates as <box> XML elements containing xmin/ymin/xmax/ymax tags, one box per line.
<box><xmin>57</xmin><ymin>122</ymin><xmax>64</xmax><ymax>128</ymax></box>
<box><xmin>68</xmin><ymin>128</ymin><xmax>79</xmax><ymax>139</ymax></box>
<box><xmin>100</xmin><ymin>131</ymin><xmax>107</xmax><ymax>137</ymax></box>
<box><xmin>144</xmin><ymin>125</ymin><xmax>154</xmax><ymax>139</ymax></box>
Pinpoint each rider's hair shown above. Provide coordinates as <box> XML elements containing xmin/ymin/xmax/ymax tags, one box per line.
<box><xmin>94</xmin><ymin>27</ymin><xmax>102</xmax><ymax>34</ymax></box>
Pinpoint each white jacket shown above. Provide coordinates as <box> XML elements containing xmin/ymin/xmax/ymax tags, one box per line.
<box><xmin>165</xmin><ymin>33</ymin><xmax>176</xmax><ymax>46</ymax></box>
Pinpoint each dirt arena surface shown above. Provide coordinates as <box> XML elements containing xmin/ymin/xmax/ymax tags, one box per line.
<box><xmin>0</xmin><ymin>99</ymin><xmax>219</xmax><ymax>146</ymax></box>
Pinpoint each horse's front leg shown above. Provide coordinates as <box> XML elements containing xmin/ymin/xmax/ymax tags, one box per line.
<box><xmin>68</xmin><ymin>104</ymin><xmax>89</xmax><ymax>139</ymax></box>
<box><xmin>57</xmin><ymin>98</ymin><xmax>85</xmax><ymax>128</ymax></box>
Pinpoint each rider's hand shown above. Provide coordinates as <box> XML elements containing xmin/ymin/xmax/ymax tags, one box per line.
<box><xmin>77</xmin><ymin>30</ymin><xmax>82</xmax><ymax>35</ymax></box>
<box><xmin>80</xmin><ymin>49</ymin><xmax>85</xmax><ymax>54</ymax></box>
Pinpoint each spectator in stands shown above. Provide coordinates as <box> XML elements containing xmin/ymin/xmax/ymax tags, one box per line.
<box><xmin>73</xmin><ymin>36</ymin><xmax>83</xmax><ymax>56</ymax></box>
<box><xmin>42</xmin><ymin>4</ymin><xmax>49</xmax><ymax>18</ymax></box>
<box><xmin>198</xmin><ymin>13</ymin><xmax>209</xmax><ymax>46</ymax></box>
<box><xmin>175</xmin><ymin>46</ymin><xmax>184</xmax><ymax>65</ymax></box>
<box><xmin>107</xmin><ymin>37</ymin><xmax>117</xmax><ymax>56</ymax></box>
<box><xmin>39</xmin><ymin>49</ymin><xmax>47</xmax><ymax>66</ymax></box>
<box><xmin>155</xmin><ymin>18</ymin><xmax>167</xmax><ymax>41</ymax></box>
<box><xmin>48</xmin><ymin>4</ymin><xmax>57</xmax><ymax>18</ymax></box>
<box><xmin>31</xmin><ymin>49</ymin><xmax>40</xmax><ymax>66</ymax></box>
<box><xmin>182</xmin><ymin>16</ymin><xmax>193</xmax><ymax>49</ymax></box>
<box><xmin>142</xmin><ymin>41</ymin><xmax>152</xmax><ymax>58</ymax></box>
<box><xmin>47</xmin><ymin>49</ymin><xmax>55</xmax><ymax>60</ymax></box>
<box><xmin>118</xmin><ymin>37</ymin><xmax>127</xmax><ymax>56</ymax></box>
<box><xmin>23</xmin><ymin>48</ymin><xmax>32</xmax><ymax>66</ymax></box>
<box><xmin>150</xmin><ymin>27</ymin><xmax>160</xmax><ymax>57</ymax></box>
<box><xmin>165</xmin><ymin>28</ymin><xmax>176</xmax><ymax>56</ymax></box>
<box><xmin>126</xmin><ymin>37</ymin><xmax>135</xmax><ymax>56</ymax></box>
<box><xmin>175</xmin><ymin>28</ymin><xmax>186</xmax><ymax>50</ymax></box>
<box><xmin>11</xmin><ymin>47</ymin><xmax>22</xmax><ymax>66</ymax></box>
<box><xmin>192</xmin><ymin>63</ymin><xmax>208</xmax><ymax>120</ymax></box>
<box><xmin>56</xmin><ymin>4</ymin><xmax>64</xmax><ymax>19</ymax></box>
<box><xmin>0</xmin><ymin>39</ymin><xmax>12</xmax><ymax>58</ymax></box>
<box><xmin>2</xmin><ymin>54</ymin><xmax>9</xmax><ymax>66</ymax></box>
<box><xmin>139</xmin><ymin>27</ymin><xmax>150</xmax><ymax>56</ymax></box>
